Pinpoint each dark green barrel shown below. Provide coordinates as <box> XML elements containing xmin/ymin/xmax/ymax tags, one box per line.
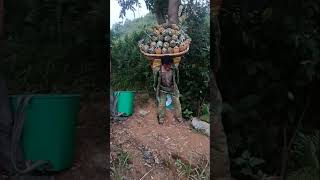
<box><xmin>10</xmin><ymin>94</ymin><xmax>80</xmax><ymax>171</ymax></box>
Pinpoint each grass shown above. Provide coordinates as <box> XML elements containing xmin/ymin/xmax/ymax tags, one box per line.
<box><xmin>175</xmin><ymin>157</ymin><xmax>210</xmax><ymax>180</ymax></box>
<box><xmin>175</xmin><ymin>159</ymin><xmax>194</xmax><ymax>178</ymax></box>
<box><xmin>111</xmin><ymin>150</ymin><xmax>131</xmax><ymax>180</ymax></box>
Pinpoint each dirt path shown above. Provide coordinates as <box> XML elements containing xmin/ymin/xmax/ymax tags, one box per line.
<box><xmin>111</xmin><ymin>93</ymin><xmax>209</xmax><ymax>180</ymax></box>
<box><xmin>55</xmin><ymin>94</ymin><xmax>107</xmax><ymax>180</ymax></box>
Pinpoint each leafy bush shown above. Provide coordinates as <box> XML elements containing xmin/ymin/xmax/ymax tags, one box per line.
<box><xmin>1</xmin><ymin>0</ymin><xmax>107</xmax><ymax>94</ymax></box>
<box><xmin>287</xmin><ymin>130</ymin><xmax>319</xmax><ymax>180</ymax></box>
<box><xmin>219</xmin><ymin>1</ymin><xmax>320</xmax><ymax>179</ymax></box>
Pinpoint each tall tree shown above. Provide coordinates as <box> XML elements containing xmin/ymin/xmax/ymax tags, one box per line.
<box><xmin>211</xmin><ymin>0</ymin><xmax>233</xmax><ymax>179</ymax></box>
<box><xmin>118</xmin><ymin>0</ymin><xmax>180</xmax><ymax>24</ymax></box>
<box><xmin>145</xmin><ymin>0</ymin><xmax>168</xmax><ymax>24</ymax></box>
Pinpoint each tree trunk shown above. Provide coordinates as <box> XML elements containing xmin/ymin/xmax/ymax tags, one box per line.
<box><xmin>168</xmin><ymin>0</ymin><xmax>180</xmax><ymax>24</ymax></box>
<box><xmin>211</xmin><ymin>71</ymin><xmax>232</xmax><ymax>180</ymax></box>
<box><xmin>0</xmin><ymin>0</ymin><xmax>4</xmax><ymax>39</ymax></box>
<box><xmin>211</xmin><ymin>0</ymin><xmax>233</xmax><ymax>179</ymax></box>
<box><xmin>155</xmin><ymin>10</ymin><xmax>166</xmax><ymax>24</ymax></box>
<box><xmin>213</xmin><ymin>16</ymin><xmax>221</xmax><ymax>72</ymax></box>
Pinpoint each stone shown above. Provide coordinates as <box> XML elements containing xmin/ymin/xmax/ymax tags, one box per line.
<box><xmin>191</xmin><ymin>117</ymin><xmax>210</xmax><ymax>136</ymax></box>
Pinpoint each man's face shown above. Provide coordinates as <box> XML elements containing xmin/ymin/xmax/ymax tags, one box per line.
<box><xmin>163</xmin><ymin>63</ymin><xmax>171</xmax><ymax>71</ymax></box>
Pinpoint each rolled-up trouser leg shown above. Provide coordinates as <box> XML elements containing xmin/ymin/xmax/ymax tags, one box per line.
<box><xmin>157</xmin><ymin>92</ymin><xmax>166</xmax><ymax>124</ymax></box>
<box><xmin>172</xmin><ymin>90</ymin><xmax>183</xmax><ymax>122</ymax></box>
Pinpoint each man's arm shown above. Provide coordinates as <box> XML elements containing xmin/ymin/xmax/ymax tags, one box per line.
<box><xmin>173</xmin><ymin>66</ymin><xmax>179</xmax><ymax>85</ymax></box>
<box><xmin>150</xmin><ymin>58</ymin><xmax>161</xmax><ymax>91</ymax></box>
<box><xmin>173</xmin><ymin>57</ymin><xmax>181</xmax><ymax>85</ymax></box>
<box><xmin>153</xmin><ymin>69</ymin><xmax>159</xmax><ymax>91</ymax></box>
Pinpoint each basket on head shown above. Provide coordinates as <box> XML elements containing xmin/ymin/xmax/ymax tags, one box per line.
<box><xmin>138</xmin><ymin>23</ymin><xmax>191</xmax><ymax>63</ymax></box>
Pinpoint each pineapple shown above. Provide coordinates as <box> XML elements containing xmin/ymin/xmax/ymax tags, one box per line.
<box><xmin>143</xmin><ymin>45</ymin><xmax>149</xmax><ymax>52</ymax></box>
<box><xmin>152</xmin><ymin>36</ymin><xmax>158</xmax><ymax>42</ymax></box>
<box><xmin>172</xmin><ymin>35</ymin><xmax>178</xmax><ymax>41</ymax></box>
<box><xmin>156</xmin><ymin>41</ymin><xmax>163</xmax><ymax>48</ymax></box>
<box><xmin>154</xmin><ymin>29</ymin><xmax>160</xmax><ymax>36</ymax></box>
<box><xmin>162</xmin><ymin>48</ymin><xmax>168</xmax><ymax>54</ymax></box>
<box><xmin>148</xmin><ymin>47</ymin><xmax>155</xmax><ymax>54</ymax></box>
<box><xmin>162</xmin><ymin>23</ymin><xmax>170</xmax><ymax>29</ymax></box>
<box><xmin>155</xmin><ymin>47</ymin><xmax>162</xmax><ymax>54</ymax></box>
<box><xmin>171</xmin><ymin>24</ymin><xmax>180</xmax><ymax>30</ymax></box>
<box><xmin>159</xmin><ymin>35</ymin><xmax>164</xmax><ymax>41</ymax></box>
<box><xmin>168</xmin><ymin>28</ymin><xmax>174</xmax><ymax>36</ymax></box>
<box><xmin>164</xmin><ymin>35</ymin><xmax>171</xmax><ymax>42</ymax></box>
<box><xmin>173</xmin><ymin>46</ymin><xmax>180</xmax><ymax>53</ymax></box>
<box><xmin>139</xmin><ymin>23</ymin><xmax>191</xmax><ymax>55</ymax></box>
<box><xmin>150</xmin><ymin>41</ymin><xmax>157</xmax><ymax>48</ymax></box>
<box><xmin>163</xmin><ymin>42</ymin><xmax>170</xmax><ymax>49</ymax></box>
<box><xmin>179</xmin><ymin>34</ymin><xmax>185</xmax><ymax>42</ymax></box>
<box><xmin>170</xmin><ymin>40</ymin><xmax>177</xmax><ymax>48</ymax></box>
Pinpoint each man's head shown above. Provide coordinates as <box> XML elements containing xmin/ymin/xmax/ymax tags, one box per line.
<box><xmin>162</xmin><ymin>56</ymin><xmax>173</xmax><ymax>71</ymax></box>
<box><xmin>162</xmin><ymin>56</ymin><xmax>173</xmax><ymax>65</ymax></box>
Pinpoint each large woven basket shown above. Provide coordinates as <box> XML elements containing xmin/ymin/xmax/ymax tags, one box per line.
<box><xmin>139</xmin><ymin>46</ymin><xmax>189</xmax><ymax>59</ymax></box>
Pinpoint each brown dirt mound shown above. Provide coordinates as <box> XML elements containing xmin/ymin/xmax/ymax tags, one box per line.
<box><xmin>111</xmin><ymin>93</ymin><xmax>209</xmax><ymax>180</ymax></box>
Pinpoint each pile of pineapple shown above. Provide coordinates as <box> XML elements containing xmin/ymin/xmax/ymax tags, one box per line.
<box><xmin>138</xmin><ymin>23</ymin><xmax>191</xmax><ymax>55</ymax></box>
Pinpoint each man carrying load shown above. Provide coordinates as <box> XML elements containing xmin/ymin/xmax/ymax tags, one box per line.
<box><xmin>139</xmin><ymin>23</ymin><xmax>190</xmax><ymax>124</ymax></box>
<box><xmin>152</xmin><ymin>56</ymin><xmax>183</xmax><ymax>124</ymax></box>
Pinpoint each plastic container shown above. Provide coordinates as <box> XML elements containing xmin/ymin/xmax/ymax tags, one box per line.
<box><xmin>114</xmin><ymin>91</ymin><xmax>135</xmax><ymax>116</ymax></box>
<box><xmin>10</xmin><ymin>94</ymin><xmax>80</xmax><ymax>171</ymax></box>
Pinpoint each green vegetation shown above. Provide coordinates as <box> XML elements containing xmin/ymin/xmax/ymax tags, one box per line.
<box><xmin>111</xmin><ymin>13</ymin><xmax>157</xmax><ymax>40</ymax></box>
<box><xmin>219</xmin><ymin>1</ymin><xmax>320</xmax><ymax>179</ymax></box>
<box><xmin>287</xmin><ymin>130</ymin><xmax>319</xmax><ymax>180</ymax></box>
<box><xmin>111</xmin><ymin>150</ymin><xmax>131</xmax><ymax>180</ymax></box>
<box><xmin>111</xmin><ymin>1</ymin><xmax>210</xmax><ymax>120</ymax></box>
<box><xmin>0</xmin><ymin>0</ymin><xmax>107</xmax><ymax>94</ymax></box>
<box><xmin>175</xmin><ymin>158</ymin><xmax>210</xmax><ymax>179</ymax></box>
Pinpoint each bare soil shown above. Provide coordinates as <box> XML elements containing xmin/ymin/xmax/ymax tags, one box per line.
<box><xmin>111</xmin><ymin>93</ymin><xmax>209</xmax><ymax>180</ymax></box>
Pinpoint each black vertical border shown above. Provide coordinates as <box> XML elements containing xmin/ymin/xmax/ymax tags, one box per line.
<box><xmin>210</xmin><ymin>1</ymin><xmax>232</xmax><ymax>179</ymax></box>
<box><xmin>209</xmin><ymin>1</ymin><xmax>215</xmax><ymax>178</ymax></box>
<box><xmin>106</xmin><ymin>1</ymin><xmax>111</xmax><ymax>179</ymax></box>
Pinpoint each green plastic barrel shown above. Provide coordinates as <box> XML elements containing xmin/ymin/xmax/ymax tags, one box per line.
<box><xmin>114</xmin><ymin>91</ymin><xmax>135</xmax><ymax>116</ymax></box>
<box><xmin>10</xmin><ymin>94</ymin><xmax>80</xmax><ymax>172</ymax></box>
